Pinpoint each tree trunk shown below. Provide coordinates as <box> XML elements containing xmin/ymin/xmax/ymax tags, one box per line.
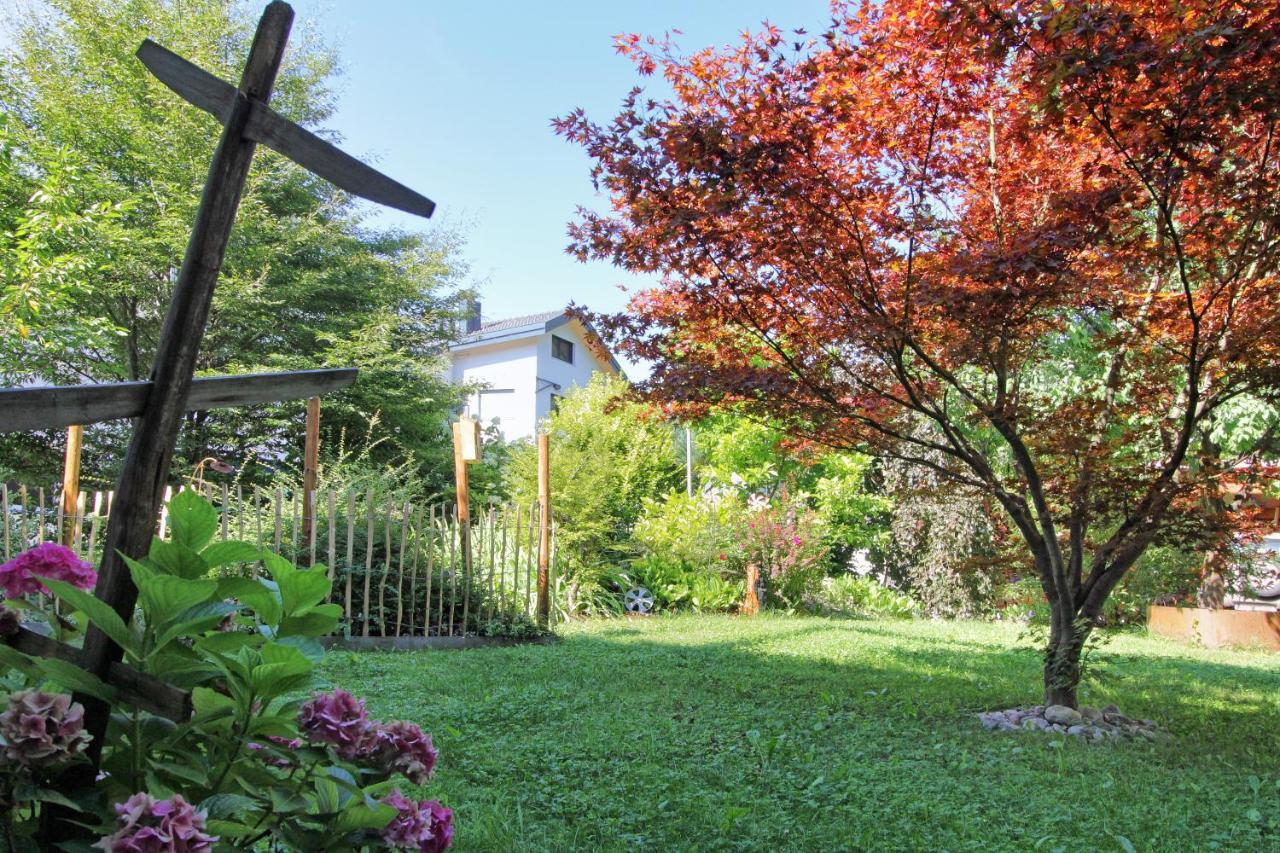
<box><xmin>1042</xmin><ymin>609</ymin><xmax>1085</xmax><ymax>709</ymax></box>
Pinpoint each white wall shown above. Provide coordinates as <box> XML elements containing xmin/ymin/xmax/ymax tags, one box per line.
<box><xmin>532</xmin><ymin>320</ymin><xmax>616</xmax><ymax>427</ymax></box>
<box><xmin>449</xmin><ymin>338</ymin><xmax>538</xmax><ymax>440</ymax></box>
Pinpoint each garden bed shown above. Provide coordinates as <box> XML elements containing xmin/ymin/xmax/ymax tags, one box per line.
<box><xmin>1148</xmin><ymin>604</ymin><xmax>1280</xmax><ymax>651</ymax></box>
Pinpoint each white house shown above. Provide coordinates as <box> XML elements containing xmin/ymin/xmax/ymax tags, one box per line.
<box><xmin>446</xmin><ymin>306</ymin><xmax>622</xmax><ymax>440</ymax></box>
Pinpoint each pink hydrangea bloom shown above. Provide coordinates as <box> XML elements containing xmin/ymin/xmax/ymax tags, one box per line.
<box><xmin>0</xmin><ymin>543</ymin><xmax>96</xmax><ymax>599</ymax></box>
<box><xmin>94</xmin><ymin>793</ymin><xmax>217</xmax><ymax>853</ymax></box>
<box><xmin>297</xmin><ymin>689</ymin><xmax>377</xmax><ymax>759</ymax></box>
<box><xmin>375</xmin><ymin>721</ymin><xmax>438</xmax><ymax>784</ymax></box>
<box><xmin>380</xmin><ymin>791</ymin><xmax>453</xmax><ymax>852</ymax></box>
<box><xmin>0</xmin><ymin>689</ymin><xmax>91</xmax><ymax>767</ymax></box>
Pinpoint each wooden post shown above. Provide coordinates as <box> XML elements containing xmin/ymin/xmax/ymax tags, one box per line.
<box><xmin>49</xmin><ymin>3</ymin><xmax>296</xmax><ymax>837</ymax></box>
<box><xmin>452</xmin><ymin>419</ymin><xmax>473</xmax><ymax>634</ymax></box>
<box><xmin>60</xmin><ymin>425</ymin><xmax>83</xmax><ymax>547</ymax></box>
<box><xmin>301</xmin><ymin>395</ymin><xmax>319</xmax><ymax>560</ymax></box>
<box><xmin>536</xmin><ymin>433</ymin><xmax>551</xmax><ymax>627</ymax></box>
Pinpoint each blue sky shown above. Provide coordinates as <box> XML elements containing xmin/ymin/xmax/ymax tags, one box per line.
<box><xmin>293</xmin><ymin>0</ymin><xmax>831</xmax><ymax>340</ymax></box>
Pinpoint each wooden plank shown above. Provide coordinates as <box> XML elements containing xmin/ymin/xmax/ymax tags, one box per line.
<box><xmin>72</xmin><ymin>0</ymin><xmax>296</xmax><ymax>783</ymax></box>
<box><xmin>59</xmin><ymin>426</ymin><xmax>83</xmax><ymax>547</ymax></box>
<box><xmin>86</xmin><ymin>492</ymin><xmax>103</xmax><ymax>565</ymax></box>
<box><xmin>0</xmin><ymin>368</ymin><xmax>358</xmax><ymax>434</ymax></box>
<box><xmin>137</xmin><ymin>39</ymin><xmax>436</xmax><ymax>220</ymax></box>
<box><xmin>424</xmin><ymin>504</ymin><xmax>435</xmax><ymax>637</ymax></box>
<box><xmin>326</xmin><ymin>489</ymin><xmax>336</xmax><ymax>582</ymax></box>
<box><xmin>537</xmin><ymin>434</ymin><xmax>551</xmax><ymax>626</ymax></box>
<box><xmin>1</xmin><ymin>483</ymin><xmax>9</xmax><ymax>561</ymax></box>
<box><xmin>7</xmin><ymin>628</ymin><xmax>192</xmax><ymax>722</ymax></box>
<box><xmin>302</xmin><ymin>396</ymin><xmax>319</xmax><ymax>557</ymax></box>
<box><xmin>344</xmin><ymin>489</ymin><xmax>355</xmax><ymax>615</ymax></box>
<box><xmin>395</xmin><ymin>501</ymin><xmax>409</xmax><ymax>636</ymax></box>
<box><xmin>379</xmin><ymin>493</ymin><xmax>392</xmax><ymax>636</ymax></box>
<box><xmin>446</xmin><ymin>508</ymin><xmax>456</xmax><ymax>637</ymax></box>
<box><xmin>362</xmin><ymin>487</ymin><xmax>374</xmax><ymax>638</ymax></box>
<box><xmin>486</xmin><ymin>507</ymin><xmax>496</xmax><ymax>624</ymax></box>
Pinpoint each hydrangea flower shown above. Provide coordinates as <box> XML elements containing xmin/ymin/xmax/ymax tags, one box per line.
<box><xmin>297</xmin><ymin>689</ymin><xmax>377</xmax><ymax>759</ymax></box>
<box><xmin>380</xmin><ymin>791</ymin><xmax>453</xmax><ymax>852</ymax></box>
<box><xmin>0</xmin><ymin>543</ymin><xmax>96</xmax><ymax>599</ymax></box>
<box><xmin>94</xmin><ymin>793</ymin><xmax>217</xmax><ymax>853</ymax></box>
<box><xmin>0</xmin><ymin>689</ymin><xmax>91</xmax><ymax>767</ymax></box>
<box><xmin>374</xmin><ymin>721</ymin><xmax>438</xmax><ymax>784</ymax></box>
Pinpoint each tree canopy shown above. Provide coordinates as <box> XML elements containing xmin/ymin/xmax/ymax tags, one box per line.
<box><xmin>0</xmin><ymin>0</ymin><xmax>469</xmax><ymax>489</ymax></box>
<box><xmin>558</xmin><ymin>0</ymin><xmax>1280</xmax><ymax>706</ymax></box>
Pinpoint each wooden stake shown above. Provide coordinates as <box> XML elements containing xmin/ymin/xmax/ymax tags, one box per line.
<box><xmin>301</xmin><ymin>395</ymin><xmax>319</xmax><ymax>556</ymax></box>
<box><xmin>60</xmin><ymin>425</ymin><xmax>83</xmax><ymax>547</ymax></box>
<box><xmin>536</xmin><ymin>433</ymin><xmax>551</xmax><ymax>626</ymax></box>
<box><xmin>452</xmin><ymin>420</ymin><xmax>472</xmax><ymax>634</ymax></box>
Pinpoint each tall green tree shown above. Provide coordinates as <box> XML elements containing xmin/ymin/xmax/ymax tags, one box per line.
<box><xmin>0</xmin><ymin>0</ymin><xmax>468</xmax><ymax>488</ymax></box>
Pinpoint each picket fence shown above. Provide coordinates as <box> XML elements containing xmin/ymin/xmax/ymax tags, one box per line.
<box><xmin>0</xmin><ymin>482</ymin><xmax>556</xmax><ymax>637</ymax></box>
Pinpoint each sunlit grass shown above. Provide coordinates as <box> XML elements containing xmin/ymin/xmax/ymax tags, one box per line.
<box><xmin>323</xmin><ymin>615</ymin><xmax>1279</xmax><ymax>851</ymax></box>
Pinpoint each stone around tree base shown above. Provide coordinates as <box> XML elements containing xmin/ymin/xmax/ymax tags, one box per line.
<box><xmin>977</xmin><ymin>705</ymin><xmax>1169</xmax><ymax>741</ymax></box>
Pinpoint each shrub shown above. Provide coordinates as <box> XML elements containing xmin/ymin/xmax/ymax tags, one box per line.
<box><xmin>632</xmin><ymin>489</ymin><xmax>747</xmax><ymax>572</ymax></box>
<box><xmin>622</xmin><ymin>555</ymin><xmax>743</xmax><ymax>613</ymax></box>
<box><xmin>808</xmin><ymin>575</ymin><xmax>918</xmax><ymax>619</ymax></box>
<box><xmin>0</xmin><ymin>491</ymin><xmax>453</xmax><ymax>850</ymax></box>
<box><xmin>743</xmin><ymin>504</ymin><xmax>828</xmax><ymax>608</ymax></box>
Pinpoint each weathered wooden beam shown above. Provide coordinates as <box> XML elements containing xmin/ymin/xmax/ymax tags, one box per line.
<box><xmin>137</xmin><ymin>39</ymin><xmax>436</xmax><ymax>219</ymax></box>
<box><xmin>75</xmin><ymin>0</ymin><xmax>296</xmax><ymax>777</ymax></box>
<box><xmin>0</xmin><ymin>368</ymin><xmax>358</xmax><ymax>433</ymax></box>
<box><xmin>7</xmin><ymin>627</ymin><xmax>193</xmax><ymax>722</ymax></box>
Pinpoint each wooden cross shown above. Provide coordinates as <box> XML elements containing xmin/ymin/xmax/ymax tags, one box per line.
<box><xmin>0</xmin><ymin>3</ymin><xmax>436</xmax><ymax>823</ymax></box>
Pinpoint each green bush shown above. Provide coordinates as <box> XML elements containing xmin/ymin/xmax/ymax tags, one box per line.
<box><xmin>808</xmin><ymin>574</ymin><xmax>919</xmax><ymax>619</ymax></box>
<box><xmin>622</xmin><ymin>555</ymin><xmax>743</xmax><ymax>613</ymax></box>
<box><xmin>633</xmin><ymin>489</ymin><xmax>748</xmax><ymax>571</ymax></box>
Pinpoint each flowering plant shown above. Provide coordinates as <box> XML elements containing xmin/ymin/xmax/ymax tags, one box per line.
<box><xmin>0</xmin><ymin>491</ymin><xmax>452</xmax><ymax>850</ymax></box>
<box><xmin>743</xmin><ymin>504</ymin><xmax>829</xmax><ymax>607</ymax></box>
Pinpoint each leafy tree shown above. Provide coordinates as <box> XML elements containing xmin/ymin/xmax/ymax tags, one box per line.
<box><xmin>506</xmin><ymin>374</ymin><xmax>682</xmax><ymax>613</ymax></box>
<box><xmin>558</xmin><ymin>1</ymin><xmax>1280</xmax><ymax>707</ymax></box>
<box><xmin>0</xmin><ymin>0</ymin><xmax>468</xmax><ymax>489</ymax></box>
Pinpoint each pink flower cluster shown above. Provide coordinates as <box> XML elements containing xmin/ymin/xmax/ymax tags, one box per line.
<box><xmin>0</xmin><ymin>543</ymin><xmax>96</xmax><ymax>599</ymax></box>
<box><xmin>298</xmin><ymin>690</ymin><xmax>438</xmax><ymax>784</ymax></box>
<box><xmin>0</xmin><ymin>689</ymin><xmax>90</xmax><ymax>767</ymax></box>
<box><xmin>94</xmin><ymin>793</ymin><xmax>217</xmax><ymax>853</ymax></box>
<box><xmin>380</xmin><ymin>791</ymin><xmax>453</xmax><ymax>852</ymax></box>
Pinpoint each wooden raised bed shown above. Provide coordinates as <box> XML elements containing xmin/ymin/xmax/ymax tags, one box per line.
<box><xmin>1148</xmin><ymin>605</ymin><xmax>1280</xmax><ymax>651</ymax></box>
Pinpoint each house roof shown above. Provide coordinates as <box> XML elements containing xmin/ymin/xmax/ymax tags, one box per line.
<box><xmin>448</xmin><ymin>309</ymin><xmax>622</xmax><ymax>374</ymax></box>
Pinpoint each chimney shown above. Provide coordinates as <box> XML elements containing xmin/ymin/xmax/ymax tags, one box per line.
<box><xmin>465</xmin><ymin>299</ymin><xmax>482</xmax><ymax>334</ymax></box>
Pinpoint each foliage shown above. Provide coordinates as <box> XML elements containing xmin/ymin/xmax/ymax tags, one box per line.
<box><xmin>808</xmin><ymin>575</ymin><xmax>919</xmax><ymax>620</ymax></box>
<box><xmin>507</xmin><ymin>374</ymin><xmax>682</xmax><ymax>614</ymax></box>
<box><xmin>558</xmin><ymin>0</ymin><xmax>1280</xmax><ymax>704</ymax></box>
<box><xmin>329</xmin><ymin>615</ymin><xmax>1280</xmax><ymax>850</ymax></box>
<box><xmin>0</xmin><ymin>492</ymin><xmax>452</xmax><ymax>849</ymax></box>
<box><xmin>0</xmin><ymin>0</ymin><xmax>470</xmax><ymax>489</ymax></box>
<box><xmin>742</xmin><ymin>503</ymin><xmax>828</xmax><ymax>608</ymax></box>
<box><xmin>810</xmin><ymin>453</ymin><xmax>893</xmax><ymax>567</ymax></box>
<box><xmin>631</xmin><ymin>488</ymin><xmax>747</xmax><ymax>574</ymax></box>
<box><xmin>621</xmin><ymin>554</ymin><xmax>743</xmax><ymax>613</ymax></box>
<box><xmin>882</xmin><ymin>454</ymin><xmax>1001</xmax><ymax>618</ymax></box>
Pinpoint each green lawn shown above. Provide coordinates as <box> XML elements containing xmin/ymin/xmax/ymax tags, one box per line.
<box><xmin>322</xmin><ymin>615</ymin><xmax>1279</xmax><ymax>852</ymax></box>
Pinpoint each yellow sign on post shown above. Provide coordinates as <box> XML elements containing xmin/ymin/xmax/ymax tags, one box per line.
<box><xmin>456</xmin><ymin>415</ymin><xmax>481</xmax><ymax>463</ymax></box>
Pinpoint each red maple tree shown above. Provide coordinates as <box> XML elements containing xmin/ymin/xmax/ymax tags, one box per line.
<box><xmin>556</xmin><ymin>0</ymin><xmax>1280</xmax><ymax>707</ymax></box>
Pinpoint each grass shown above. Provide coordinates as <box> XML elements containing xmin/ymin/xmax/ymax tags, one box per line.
<box><xmin>321</xmin><ymin>615</ymin><xmax>1280</xmax><ymax>852</ymax></box>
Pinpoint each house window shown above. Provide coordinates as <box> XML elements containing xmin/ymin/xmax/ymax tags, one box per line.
<box><xmin>551</xmin><ymin>334</ymin><xmax>574</xmax><ymax>363</ymax></box>
<box><xmin>550</xmin><ymin>393</ymin><xmax>564</xmax><ymax>414</ymax></box>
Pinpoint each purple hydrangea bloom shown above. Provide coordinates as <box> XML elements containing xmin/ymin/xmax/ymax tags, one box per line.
<box><xmin>94</xmin><ymin>793</ymin><xmax>217</xmax><ymax>853</ymax></box>
<box><xmin>375</xmin><ymin>721</ymin><xmax>438</xmax><ymax>784</ymax></box>
<box><xmin>0</xmin><ymin>689</ymin><xmax>91</xmax><ymax>767</ymax></box>
<box><xmin>380</xmin><ymin>791</ymin><xmax>454</xmax><ymax>852</ymax></box>
<box><xmin>0</xmin><ymin>543</ymin><xmax>96</xmax><ymax>599</ymax></box>
<box><xmin>297</xmin><ymin>689</ymin><xmax>378</xmax><ymax>759</ymax></box>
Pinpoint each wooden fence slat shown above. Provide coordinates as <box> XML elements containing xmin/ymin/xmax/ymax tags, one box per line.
<box><xmin>344</xmin><ymin>489</ymin><xmax>355</xmax><ymax>618</ymax></box>
<box><xmin>290</xmin><ymin>490</ymin><xmax>300</xmax><ymax>557</ymax></box>
<box><xmin>425</xmin><ymin>504</ymin><xmax>436</xmax><ymax>637</ymax></box>
<box><xmin>37</xmin><ymin>487</ymin><xmax>46</xmax><ymax>546</ymax></box>
<box><xmin>395</xmin><ymin>501</ymin><xmax>410</xmax><ymax>635</ymax></box>
<box><xmin>273</xmin><ymin>487</ymin><xmax>283</xmax><ymax>552</ymax></box>
<box><xmin>19</xmin><ymin>486</ymin><xmax>28</xmax><ymax>554</ymax></box>
<box><xmin>446</xmin><ymin>507</ymin><xmax>457</xmax><ymax>637</ymax></box>
<box><xmin>1</xmin><ymin>484</ymin><xmax>9</xmax><ymax>561</ymax></box>
<box><xmin>362</xmin><ymin>488</ymin><xmax>374</xmax><ymax>638</ymax></box>
<box><xmin>326</xmin><ymin>489</ymin><xmax>336</xmax><ymax>582</ymax></box>
<box><xmin>407</xmin><ymin>504</ymin><xmax>424</xmax><ymax>634</ymax></box>
<box><xmin>86</xmin><ymin>492</ymin><xmax>103</xmax><ymax>565</ymax></box>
